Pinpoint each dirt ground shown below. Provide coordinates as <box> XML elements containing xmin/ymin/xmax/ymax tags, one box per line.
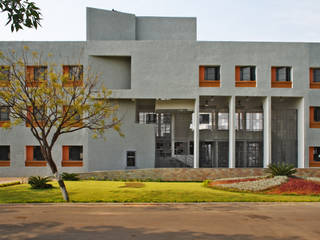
<box><xmin>0</xmin><ymin>203</ymin><xmax>319</xmax><ymax>240</ymax></box>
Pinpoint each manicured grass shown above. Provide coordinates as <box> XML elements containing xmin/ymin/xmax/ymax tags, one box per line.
<box><xmin>0</xmin><ymin>180</ymin><xmax>320</xmax><ymax>203</ymax></box>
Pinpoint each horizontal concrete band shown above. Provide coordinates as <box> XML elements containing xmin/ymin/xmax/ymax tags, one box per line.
<box><xmin>78</xmin><ymin>168</ymin><xmax>320</xmax><ymax>181</ymax></box>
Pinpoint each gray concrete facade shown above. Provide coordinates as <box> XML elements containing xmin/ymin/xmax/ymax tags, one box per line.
<box><xmin>0</xmin><ymin>8</ymin><xmax>319</xmax><ymax>176</ymax></box>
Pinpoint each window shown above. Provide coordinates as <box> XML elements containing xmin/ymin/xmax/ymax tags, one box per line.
<box><xmin>235</xmin><ymin>66</ymin><xmax>256</xmax><ymax>87</ymax></box>
<box><xmin>63</xmin><ymin>65</ymin><xmax>83</xmax><ymax>86</ymax></box>
<box><xmin>218</xmin><ymin>112</ymin><xmax>229</xmax><ymax>130</ymax></box>
<box><xmin>62</xmin><ymin>146</ymin><xmax>83</xmax><ymax>167</ymax></box>
<box><xmin>246</xmin><ymin>112</ymin><xmax>263</xmax><ymax>131</ymax></box>
<box><xmin>0</xmin><ymin>106</ymin><xmax>9</xmax><ymax>121</ymax></box>
<box><xmin>199</xmin><ymin>66</ymin><xmax>220</xmax><ymax>87</ymax></box>
<box><xmin>0</xmin><ymin>146</ymin><xmax>10</xmax><ymax>167</ymax></box>
<box><xmin>271</xmin><ymin>67</ymin><xmax>292</xmax><ymax>88</ymax></box>
<box><xmin>310</xmin><ymin>107</ymin><xmax>320</xmax><ymax>128</ymax></box>
<box><xmin>26</xmin><ymin>106</ymin><xmax>46</xmax><ymax>127</ymax></box>
<box><xmin>309</xmin><ymin>147</ymin><xmax>320</xmax><ymax>167</ymax></box>
<box><xmin>235</xmin><ymin>112</ymin><xmax>244</xmax><ymax>130</ymax></box>
<box><xmin>25</xmin><ymin>146</ymin><xmax>46</xmax><ymax>166</ymax></box>
<box><xmin>26</xmin><ymin>66</ymin><xmax>47</xmax><ymax>86</ymax></box>
<box><xmin>189</xmin><ymin>141</ymin><xmax>194</xmax><ymax>155</ymax></box>
<box><xmin>126</xmin><ymin>151</ymin><xmax>136</xmax><ymax>167</ymax></box>
<box><xmin>205</xmin><ymin>67</ymin><xmax>220</xmax><ymax>81</ymax></box>
<box><xmin>69</xmin><ymin>146</ymin><xmax>83</xmax><ymax>161</ymax></box>
<box><xmin>199</xmin><ymin>113</ymin><xmax>212</xmax><ymax>130</ymax></box>
<box><xmin>174</xmin><ymin>142</ymin><xmax>187</xmax><ymax>155</ymax></box>
<box><xmin>33</xmin><ymin>146</ymin><xmax>44</xmax><ymax>161</ymax></box>
<box><xmin>310</xmin><ymin>68</ymin><xmax>320</xmax><ymax>88</ymax></box>
<box><xmin>138</xmin><ymin>112</ymin><xmax>157</xmax><ymax>124</ymax></box>
<box><xmin>0</xmin><ymin>66</ymin><xmax>10</xmax><ymax>86</ymax></box>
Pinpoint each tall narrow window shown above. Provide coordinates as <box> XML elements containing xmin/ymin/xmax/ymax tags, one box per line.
<box><xmin>126</xmin><ymin>151</ymin><xmax>136</xmax><ymax>167</ymax></box>
<box><xmin>26</xmin><ymin>66</ymin><xmax>47</xmax><ymax>87</ymax></box>
<box><xmin>218</xmin><ymin>112</ymin><xmax>229</xmax><ymax>130</ymax></box>
<box><xmin>33</xmin><ymin>146</ymin><xmax>44</xmax><ymax>161</ymax></box>
<box><xmin>199</xmin><ymin>66</ymin><xmax>220</xmax><ymax>87</ymax></box>
<box><xmin>63</xmin><ymin>65</ymin><xmax>83</xmax><ymax>86</ymax></box>
<box><xmin>0</xmin><ymin>146</ymin><xmax>10</xmax><ymax>167</ymax></box>
<box><xmin>309</xmin><ymin>147</ymin><xmax>320</xmax><ymax>167</ymax></box>
<box><xmin>310</xmin><ymin>107</ymin><xmax>320</xmax><ymax>128</ymax></box>
<box><xmin>310</xmin><ymin>68</ymin><xmax>320</xmax><ymax>88</ymax></box>
<box><xmin>0</xmin><ymin>106</ymin><xmax>9</xmax><ymax>121</ymax></box>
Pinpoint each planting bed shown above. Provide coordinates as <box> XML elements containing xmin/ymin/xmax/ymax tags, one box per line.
<box><xmin>208</xmin><ymin>176</ymin><xmax>320</xmax><ymax>195</ymax></box>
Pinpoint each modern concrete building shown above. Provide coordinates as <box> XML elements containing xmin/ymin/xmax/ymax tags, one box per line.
<box><xmin>1</xmin><ymin>7</ymin><xmax>320</xmax><ymax>176</ymax></box>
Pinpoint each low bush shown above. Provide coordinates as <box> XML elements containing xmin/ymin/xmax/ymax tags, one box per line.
<box><xmin>268</xmin><ymin>178</ymin><xmax>320</xmax><ymax>195</ymax></box>
<box><xmin>61</xmin><ymin>172</ymin><xmax>80</xmax><ymax>181</ymax></box>
<box><xmin>265</xmin><ymin>163</ymin><xmax>297</xmax><ymax>177</ymax></box>
<box><xmin>28</xmin><ymin>176</ymin><xmax>52</xmax><ymax>189</ymax></box>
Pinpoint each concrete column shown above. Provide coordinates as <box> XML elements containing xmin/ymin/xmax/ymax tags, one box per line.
<box><xmin>171</xmin><ymin>113</ymin><xmax>175</xmax><ymax>157</ymax></box>
<box><xmin>297</xmin><ymin>98</ymin><xmax>305</xmax><ymax>168</ymax></box>
<box><xmin>229</xmin><ymin>96</ymin><xmax>236</xmax><ymax>168</ymax></box>
<box><xmin>263</xmin><ymin>96</ymin><xmax>272</xmax><ymax>168</ymax></box>
<box><xmin>193</xmin><ymin>97</ymin><xmax>199</xmax><ymax>168</ymax></box>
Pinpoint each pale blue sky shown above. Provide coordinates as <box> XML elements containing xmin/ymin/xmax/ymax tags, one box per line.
<box><xmin>1</xmin><ymin>0</ymin><xmax>320</xmax><ymax>42</ymax></box>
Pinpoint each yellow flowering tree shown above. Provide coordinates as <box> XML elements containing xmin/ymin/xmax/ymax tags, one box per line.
<box><xmin>0</xmin><ymin>47</ymin><xmax>122</xmax><ymax>201</ymax></box>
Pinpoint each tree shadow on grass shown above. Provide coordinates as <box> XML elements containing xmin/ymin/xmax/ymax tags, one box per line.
<box><xmin>0</xmin><ymin>222</ymin><xmax>304</xmax><ymax>240</ymax></box>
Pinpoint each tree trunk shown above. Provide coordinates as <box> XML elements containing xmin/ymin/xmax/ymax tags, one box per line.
<box><xmin>45</xmin><ymin>149</ymin><xmax>70</xmax><ymax>202</ymax></box>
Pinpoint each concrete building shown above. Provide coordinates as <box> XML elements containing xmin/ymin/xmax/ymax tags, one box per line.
<box><xmin>1</xmin><ymin>7</ymin><xmax>320</xmax><ymax>176</ymax></box>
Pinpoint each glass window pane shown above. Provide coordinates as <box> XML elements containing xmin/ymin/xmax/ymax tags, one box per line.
<box><xmin>33</xmin><ymin>146</ymin><xmax>44</xmax><ymax>161</ymax></box>
<box><xmin>218</xmin><ymin>112</ymin><xmax>229</xmax><ymax>130</ymax></box>
<box><xmin>314</xmin><ymin>108</ymin><xmax>320</xmax><ymax>122</ymax></box>
<box><xmin>240</xmin><ymin>67</ymin><xmax>250</xmax><ymax>81</ymax></box>
<box><xmin>0</xmin><ymin>66</ymin><xmax>10</xmax><ymax>82</ymax></box>
<box><xmin>0</xmin><ymin>146</ymin><xmax>10</xmax><ymax>161</ymax></box>
<box><xmin>69</xmin><ymin>146</ymin><xmax>83</xmax><ymax>161</ymax></box>
<box><xmin>205</xmin><ymin>67</ymin><xmax>219</xmax><ymax>80</ymax></box>
<box><xmin>314</xmin><ymin>69</ymin><xmax>320</xmax><ymax>82</ymax></box>
<box><xmin>0</xmin><ymin>107</ymin><xmax>9</xmax><ymax>121</ymax></box>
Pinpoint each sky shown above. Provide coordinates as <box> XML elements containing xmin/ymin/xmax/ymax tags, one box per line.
<box><xmin>1</xmin><ymin>0</ymin><xmax>320</xmax><ymax>42</ymax></box>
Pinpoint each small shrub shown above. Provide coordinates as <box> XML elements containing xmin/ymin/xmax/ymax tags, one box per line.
<box><xmin>28</xmin><ymin>176</ymin><xmax>52</xmax><ymax>189</ymax></box>
<box><xmin>61</xmin><ymin>172</ymin><xmax>80</xmax><ymax>181</ymax></box>
<box><xmin>265</xmin><ymin>163</ymin><xmax>297</xmax><ymax>177</ymax></box>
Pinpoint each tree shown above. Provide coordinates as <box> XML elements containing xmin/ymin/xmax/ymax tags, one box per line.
<box><xmin>0</xmin><ymin>0</ymin><xmax>41</xmax><ymax>32</ymax></box>
<box><xmin>0</xmin><ymin>46</ymin><xmax>122</xmax><ymax>201</ymax></box>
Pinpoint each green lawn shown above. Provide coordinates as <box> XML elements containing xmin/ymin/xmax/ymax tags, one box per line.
<box><xmin>0</xmin><ymin>181</ymin><xmax>320</xmax><ymax>203</ymax></box>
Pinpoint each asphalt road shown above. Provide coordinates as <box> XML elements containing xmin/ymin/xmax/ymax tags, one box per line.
<box><xmin>0</xmin><ymin>203</ymin><xmax>319</xmax><ymax>240</ymax></box>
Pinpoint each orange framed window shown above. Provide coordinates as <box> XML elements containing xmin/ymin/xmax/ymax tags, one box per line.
<box><xmin>0</xmin><ymin>106</ymin><xmax>10</xmax><ymax>127</ymax></box>
<box><xmin>310</xmin><ymin>107</ymin><xmax>320</xmax><ymax>128</ymax></box>
<box><xmin>0</xmin><ymin>146</ymin><xmax>10</xmax><ymax>167</ymax></box>
<box><xmin>0</xmin><ymin>65</ymin><xmax>10</xmax><ymax>87</ymax></box>
<box><xmin>26</xmin><ymin>106</ymin><xmax>46</xmax><ymax>127</ymax></box>
<box><xmin>63</xmin><ymin>65</ymin><xmax>83</xmax><ymax>87</ymax></box>
<box><xmin>199</xmin><ymin>66</ymin><xmax>220</xmax><ymax>87</ymax></box>
<box><xmin>62</xmin><ymin>146</ymin><xmax>83</xmax><ymax>167</ymax></box>
<box><xmin>235</xmin><ymin>66</ymin><xmax>256</xmax><ymax>87</ymax></box>
<box><xmin>310</xmin><ymin>68</ymin><xmax>320</xmax><ymax>89</ymax></box>
<box><xmin>309</xmin><ymin>147</ymin><xmax>320</xmax><ymax>167</ymax></box>
<box><xmin>26</xmin><ymin>66</ymin><xmax>47</xmax><ymax>87</ymax></box>
<box><xmin>25</xmin><ymin>146</ymin><xmax>47</xmax><ymax>167</ymax></box>
<box><xmin>271</xmin><ymin>66</ymin><xmax>292</xmax><ymax>88</ymax></box>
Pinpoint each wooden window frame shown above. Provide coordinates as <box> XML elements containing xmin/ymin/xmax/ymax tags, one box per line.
<box><xmin>199</xmin><ymin>66</ymin><xmax>220</xmax><ymax>87</ymax></box>
<box><xmin>309</xmin><ymin>147</ymin><xmax>320</xmax><ymax>167</ymax></box>
<box><xmin>0</xmin><ymin>65</ymin><xmax>10</xmax><ymax>87</ymax></box>
<box><xmin>25</xmin><ymin>146</ymin><xmax>47</xmax><ymax>167</ymax></box>
<box><xmin>26</xmin><ymin>66</ymin><xmax>47</xmax><ymax>87</ymax></box>
<box><xmin>62</xmin><ymin>65</ymin><xmax>83</xmax><ymax>87</ymax></box>
<box><xmin>26</xmin><ymin>106</ymin><xmax>45</xmax><ymax>127</ymax></box>
<box><xmin>310</xmin><ymin>68</ymin><xmax>320</xmax><ymax>89</ymax></box>
<box><xmin>271</xmin><ymin>66</ymin><xmax>292</xmax><ymax>88</ymax></box>
<box><xmin>0</xmin><ymin>145</ymin><xmax>10</xmax><ymax>167</ymax></box>
<box><xmin>310</xmin><ymin>107</ymin><xmax>320</xmax><ymax>128</ymax></box>
<box><xmin>235</xmin><ymin>66</ymin><xmax>256</xmax><ymax>87</ymax></box>
<box><xmin>62</xmin><ymin>146</ymin><xmax>83</xmax><ymax>167</ymax></box>
<box><xmin>0</xmin><ymin>106</ymin><xmax>10</xmax><ymax>127</ymax></box>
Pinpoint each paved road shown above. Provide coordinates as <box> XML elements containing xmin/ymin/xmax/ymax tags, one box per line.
<box><xmin>0</xmin><ymin>203</ymin><xmax>319</xmax><ymax>240</ymax></box>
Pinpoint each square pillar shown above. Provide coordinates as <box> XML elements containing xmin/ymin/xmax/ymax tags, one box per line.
<box><xmin>193</xmin><ymin>97</ymin><xmax>199</xmax><ymax>168</ymax></box>
<box><xmin>297</xmin><ymin>98</ymin><xmax>305</xmax><ymax>168</ymax></box>
<box><xmin>263</xmin><ymin>96</ymin><xmax>271</xmax><ymax>168</ymax></box>
<box><xmin>229</xmin><ymin>96</ymin><xmax>235</xmax><ymax>168</ymax></box>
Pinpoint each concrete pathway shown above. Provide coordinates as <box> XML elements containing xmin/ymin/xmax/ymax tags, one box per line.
<box><xmin>0</xmin><ymin>177</ymin><xmax>25</xmax><ymax>185</ymax></box>
<box><xmin>0</xmin><ymin>203</ymin><xmax>319</xmax><ymax>240</ymax></box>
